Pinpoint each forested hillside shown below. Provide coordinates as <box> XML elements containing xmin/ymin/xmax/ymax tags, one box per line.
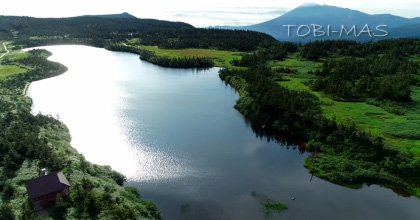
<box><xmin>0</xmin><ymin>15</ymin><xmax>275</xmax><ymax>51</ymax></box>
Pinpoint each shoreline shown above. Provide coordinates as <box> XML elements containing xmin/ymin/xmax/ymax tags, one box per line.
<box><xmin>20</xmin><ymin>46</ymin><xmax>124</xmax><ymax>180</ymax></box>
<box><xmin>22</xmin><ymin>82</ymin><xmax>30</xmax><ymax>96</ymax></box>
<box><xmin>5</xmin><ymin>45</ymin><xmax>162</xmax><ymax>219</ymax></box>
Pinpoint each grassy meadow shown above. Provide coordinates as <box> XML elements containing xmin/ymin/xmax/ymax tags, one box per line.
<box><xmin>0</xmin><ymin>42</ymin><xmax>28</xmax><ymax>81</ymax></box>
<box><xmin>277</xmin><ymin>53</ymin><xmax>420</xmax><ymax>157</ymax></box>
<box><xmin>122</xmin><ymin>38</ymin><xmax>244</xmax><ymax>68</ymax></box>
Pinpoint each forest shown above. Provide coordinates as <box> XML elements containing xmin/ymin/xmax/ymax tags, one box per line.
<box><xmin>0</xmin><ymin>15</ymin><xmax>275</xmax><ymax>51</ymax></box>
<box><xmin>0</xmin><ymin>49</ymin><xmax>161</xmax><ymax>219</ymax></box>
<box><xmin>312</xmin><ymin>55</ymin><xmax>418</xmax><ymax>101</ymax></box>
<box><xmin>300</xmin><ymin>39</ymin><xmax>420</xmax><ymax>60</ymax></box>
<box><xmin>230</xmin><ymin>42</ymin><xmax>297</xmax><ymax>67</ymax></box>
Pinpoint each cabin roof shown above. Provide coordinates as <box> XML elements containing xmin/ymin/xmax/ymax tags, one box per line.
<box><xmin>25</xmin><ymin>172</ymin><xmax>70</xmax><ymax>200</ymax></box>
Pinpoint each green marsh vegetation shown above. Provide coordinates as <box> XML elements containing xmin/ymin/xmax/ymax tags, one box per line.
<box><xmin>221</xmin><ymin>39</ymin><xmax>420</xmax><ymax>196</ymax></box>
<box><xmin>251</xmin><ymin>191</ymin><xmax>288</xmax><ymax>219</ymax></box>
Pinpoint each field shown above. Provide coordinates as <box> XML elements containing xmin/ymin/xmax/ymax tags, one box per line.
<box><xmin>0</xmin><ymin>42</ymin><xmax>28</xmax><ymax>81</ymax></box>
<box><xmin>123</xmin><ymin>38</ymin><xmax>244</xmax><ymax>68</ymax></box>
<box><xmin>268</xmin><ymin>53</ymin><xmax>323</xmax><ymax>76</ymax></box>
<box><xmin>277</xmin><ymin>53</ymin><xmax>420</xmax><ymax>156</ymax></box>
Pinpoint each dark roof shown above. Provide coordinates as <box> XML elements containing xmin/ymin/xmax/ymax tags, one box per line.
<box><xmin>25</xmin><ymin>172</ymin><xmax>70</xmax><ymax>200</ymax></box>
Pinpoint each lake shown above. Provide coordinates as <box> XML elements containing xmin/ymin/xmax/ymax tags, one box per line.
<box><xmin>26</xmin><ymin>45</ymin><xmax>420</xmax><ymax>220</ymax></box>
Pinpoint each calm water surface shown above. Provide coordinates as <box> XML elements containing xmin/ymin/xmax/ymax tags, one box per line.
<box><xmin>27</xmin><ymin>45</ymin><xmax>420</xmax><ymax>220</ymax></box>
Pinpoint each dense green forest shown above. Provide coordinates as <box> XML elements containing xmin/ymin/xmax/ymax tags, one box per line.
<box><xmin>300</xmin><ymin>39</ymin><xmax>420</xmax><ymax>60</ymax></box>
<box><xmin>0</xmin><ymin>15</ymin><xmax>275</xmax><ymax>51</ymax></box>
<box><xmin>0</xmin><ymin>15</ymin><xmax>192</xmax><ymax>48</ymax></box>
<box><xmin>0</xmin><ymin>49</ymin><xmax>160</xmax><ymax>219</ymax></box>
<box><xmin>312</xmin><ymin>55</ymin><xmax>418</xmax><ymax>101</ymax></box>
<box><xmin>230</xmin><ymin>42</ymin><xmax>297</xmax><ymax>67</ymax></box>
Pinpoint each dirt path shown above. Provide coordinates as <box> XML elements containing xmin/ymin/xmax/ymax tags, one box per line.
<box><xmin>0</xmin><ymin>42</ymin><xmax>10</xmax><ymax>59</ymax></box>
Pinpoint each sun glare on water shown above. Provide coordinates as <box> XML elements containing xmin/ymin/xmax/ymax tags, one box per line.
<box><xmin>26</xmin><ymin>45</ymin><xmax>193</xmax><ymax>182</ymax></box>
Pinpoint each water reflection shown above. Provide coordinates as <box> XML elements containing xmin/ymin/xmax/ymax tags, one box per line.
<box><xmin>26</xmin><ymin>45</ymin><xmax>194</xmax><ymax>181</ymax></box>
<box><xmin>27</xmin><ymin>45</ymin><xmax>420</xmax><ymax>220</ymax></box>
<box><xmin>243</xmin><ymin>117</ymin><xmax>306</xmax><ymax>153</ymax></box>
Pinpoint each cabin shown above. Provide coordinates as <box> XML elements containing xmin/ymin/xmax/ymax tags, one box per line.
<box><xmin>25</xmin><ymin>172</ymin><xmax>71</xmax><ymax>211</ymax></box>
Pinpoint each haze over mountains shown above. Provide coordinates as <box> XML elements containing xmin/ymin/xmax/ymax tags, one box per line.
<box><xmin>212</xmin><ymin>3</ymin><xmax>420</xmax><ymax>43</ymax></box>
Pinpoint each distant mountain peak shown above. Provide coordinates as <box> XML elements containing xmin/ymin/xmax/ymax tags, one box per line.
<box><xmin>299</xmin><ymin>2</ymin><xmax>321</xmax><ymax>7</ymax></box>
<box><xmin>213</xmin><ymin>3</ymin><xmax>420</xmax><ymax>43</ymax></box>
<box><xmin>119</xmin><ymin>12</ymin><xmax>137</xmax><ymax>18</ymax></box>
<box><xmin>81</xmin><ymin>12</ymin><xmax>137</xmax><ymax>19</ymax></box>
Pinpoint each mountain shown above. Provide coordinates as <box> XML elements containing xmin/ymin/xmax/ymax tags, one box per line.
<box><xmin>386</xmin><ymin>23</ymin><xmax>420</xmax><ymax>39</ymax></box>
<box><xmin>212</xmin><ymin>3</ymin><xmax>420</xmax><ymax>42</ymax></box>
<box><xmin>80</xmin><ymin>12</ymin><xmax>137</xmax><ymax>19</ymax></box>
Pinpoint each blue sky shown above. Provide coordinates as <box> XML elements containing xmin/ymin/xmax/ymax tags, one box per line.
<box><xmin>1</xmin><ymin>0</ymin><xmax>420</xmax><ymax>27</ymax></box>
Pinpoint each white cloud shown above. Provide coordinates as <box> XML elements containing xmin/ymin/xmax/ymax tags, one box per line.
<box><xmin>0</xmin><ymin>0</ymin><xmax>419</xmax><ymax>27</ymax></box>
<box><xmin>150</xmin><ymin>7</ymin><xmax>288</xmax><ymax>27</ymax></box>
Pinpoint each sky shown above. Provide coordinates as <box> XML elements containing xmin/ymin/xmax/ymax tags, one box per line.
<box><xmin>1</xmin><ymin>0</ymin><xmax>420</xmax><ymax>27</ymax></box>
